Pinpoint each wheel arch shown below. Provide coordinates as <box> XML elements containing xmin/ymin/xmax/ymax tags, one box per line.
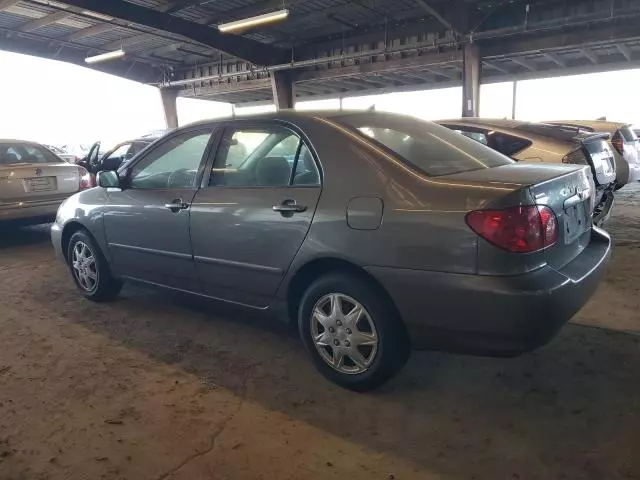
<box><xmin>285</xmin><ymin>257</ymin><xmax>407</xmax><ymax>335</ymax></box>
<box><xmin>60</xmin><ymin>221</ymin><xmax>99</xmax><ymax>262</ymax></box>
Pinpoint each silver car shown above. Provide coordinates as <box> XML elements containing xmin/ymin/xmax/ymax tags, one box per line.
<box><xmin>51</xmin><ymin>112</ymin><xmax>610</xmax><ymax>391</ymax></box>
<box><xmin>1</xmin><ymin>140</ymin><xmax>93</xmax><ymax>225</ymax></box>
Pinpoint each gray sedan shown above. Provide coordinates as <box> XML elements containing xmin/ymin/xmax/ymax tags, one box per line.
<box><xmin>51</xmin><ymin>111</ymin><xmax>610</xmax><ymax>391</ymax></box>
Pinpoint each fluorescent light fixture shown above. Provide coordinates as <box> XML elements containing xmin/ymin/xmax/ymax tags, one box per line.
<box><xmin>85</xmin><ymin>49</ymin><xmax>125</xmax><ymax>64</ymax></box>
<box><xmin>218</xmin><ymin>9</ymin><xmax>289</xmax><ymax>33</ymax></box>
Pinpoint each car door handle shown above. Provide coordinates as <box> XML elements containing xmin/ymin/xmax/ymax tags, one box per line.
<box><xmin>164</xmin><ymin>199</ymin><xmax>190</xmax><ymax>212</ymax></box>
<box><xmin>273</xmin><ymin>200</ymin><xmax>307</xmax><ymax>214</ymax></box>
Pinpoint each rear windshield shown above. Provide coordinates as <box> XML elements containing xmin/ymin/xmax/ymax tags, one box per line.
<box><xmin>333</xmin><ymin>113</ymin><xmax>513</xmax><ymax>177</ymax></box>
<box><xmin>620</xmin><ymin>126</ymin><xmax>638</xmax><ymax>143</ymax></box>
<box><xmin>0</xmin><ymin>143</ymin><xmax>61</xmax><ymax>165</ymax></box>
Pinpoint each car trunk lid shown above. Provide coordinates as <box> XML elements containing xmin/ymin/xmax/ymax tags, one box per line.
<box><xmin>0</xmin><ymin>163</ymin><xmax>80</xmax><ymax>203</ymax></box>
<box><xmin>447</xmin><ymin>162</ymin><xmax>594</xmax><ymax>270</ymax></box>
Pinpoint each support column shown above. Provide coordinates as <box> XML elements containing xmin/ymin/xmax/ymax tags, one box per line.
<box><xmin>160</xmin><ymin>87</ymin><xmax>179</xmax><ymax>129</ymax></box>
<box><xmin>271</xmin><ymin>71</ymin><xmax>295</xmax><ymax>110</ymax></box>
<box><xmin>462</xmin><ymin>43</ymin><xmax>481</xmax><ymax>117</ymax></box>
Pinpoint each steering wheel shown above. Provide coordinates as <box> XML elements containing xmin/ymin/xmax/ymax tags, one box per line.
<box><xmin>167</xmin><ymin>168</ymin><xmax>195</xmax><ymax>188</ymax></box>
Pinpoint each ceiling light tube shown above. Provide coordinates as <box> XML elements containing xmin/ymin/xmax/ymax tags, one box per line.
<box><xmin>218</xmin><ymin>9</ymin><xmax>289</xmax><ymax>33</ymax></box>
<box><xmin>85</xmin><ymin>49</ymin><xmax>125</xmax><ymax>64</ymax></box>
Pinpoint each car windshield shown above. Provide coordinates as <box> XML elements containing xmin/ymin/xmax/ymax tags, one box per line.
<box><xmin>0</xmin><ymin>142</ymin><xmax>61</xmax><ymax>165</ymax></box>
<box><xmin>333</xmin><ymin>112</ymin><xmax>513</xmax><ymax>177</ymax></box>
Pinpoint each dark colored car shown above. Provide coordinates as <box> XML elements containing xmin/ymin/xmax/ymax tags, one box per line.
<box><xmin>51</xmin><ymin>111</ymin><xmax>610</xmax><ymax>391</ymax></box>
<box><xmin>81</xmin><ymin>136</ymin><xmax>158</xmax><ymax>174</ymax></box>
<box><xmin>437</xmin><ymin>118</ymin><xmax>617</xmax><ymax>226</ymax></box>
<box><xmin>546</xmin><ymin>120</ymin><xmax>640</xmax><ymax>186</ymax></box>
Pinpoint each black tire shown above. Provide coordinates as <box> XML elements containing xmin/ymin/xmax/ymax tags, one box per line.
<box><xmin>67</xmin><ymin>230</ymin><xmax>122</xmax><ymax>302</ymax></box>
<box><xmin>298</xmin><ymin>272</ymin><xmax>410</xmax><ymax>392</ymax></box>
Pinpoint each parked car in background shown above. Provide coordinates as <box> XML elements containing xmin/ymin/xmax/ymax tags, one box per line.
<box><xmin>1</xmin><ymin>140</ymin><xmax>93</xmax><ymax>225</ymax></box>
<box><xmin>44</xmin><ymin>144</ymin><xmax>79</xmax><ymax>164</ymax></box>
<box><xmin>546</xmin><ymin>120</ymin><xmax>640</xmax><ymax>186</ymax></box>
<box><xmin>436</xmin><ymin>118</ymin><xmax>617</xmax><ymax>226</ymax></box>
<box><xmin>80</xmin><ymin>134</ymin><xmax>161</xmax><ymax>174</ymax></box>
<box><xmin>52</xmin><ymin>111</ymin><xmax>610</xmax><ymax>391</ymax></box>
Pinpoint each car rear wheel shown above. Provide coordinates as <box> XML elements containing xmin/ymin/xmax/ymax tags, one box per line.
<box><xmin>298</xmin><ymin>272</ymin><xmax>410</xmax><ymax>391</ymax></box>
<box><xmin>67</xmin><ymin>230</ymin><xmax>122</xmax><ymax>302</ymax></box>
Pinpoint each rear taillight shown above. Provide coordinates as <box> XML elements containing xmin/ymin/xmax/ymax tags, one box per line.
<box><xmin>78</xmin><ymin>166</ymin><xmax>94</xmax><ymax>190</ymax></box>
<box><xmin>466</xmin><ymin>205</ymin><xmax>558</xmax><ymax>253</ymax></box>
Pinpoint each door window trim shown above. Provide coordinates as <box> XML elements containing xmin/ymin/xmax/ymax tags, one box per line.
<box><xmin>119</xmin><ymin>126</ymin><xmax>219</xmax><ymax>191</ymax></box>
<box><xmin>199</xmin><ymin>120</ymin><xmax>323</xmax><ymax>190</ymax></box>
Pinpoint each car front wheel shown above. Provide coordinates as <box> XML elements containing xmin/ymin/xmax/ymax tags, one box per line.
<box><xmin>298</xmin><ymin>272</ymin><xmax>410</xmax><ymax>391</ymax></box>
<box><xmin>67</xmin><ymin>230</ymin><xmax>122</xmax><ymax>302</ymax></box>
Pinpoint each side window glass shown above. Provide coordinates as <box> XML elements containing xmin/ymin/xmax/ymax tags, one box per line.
<box><xmin>488</xmin><ymin>132</ymin><xmax>531</xmax><ymax>157</ymax></box>
<box><xmin>107</xmin><ymin>144</ymin><xmax>130</xmax><ymax>160</ymax></box>
<box><xmin>210</xmin><ymin>127</ymin><xmax>300</xmax><ymax>187</ymax></box>
<box><xmin>292</xmin><ymin>144</ymin><xmax>320</xmax><ymax>186</ymax></box>
<box><xmin>130</xmin><ymin>131</ymin><xmax>211</xmax><ymax>189</ymax></box>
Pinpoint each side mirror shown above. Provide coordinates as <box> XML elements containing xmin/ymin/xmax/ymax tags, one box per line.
<box><xmin>97</xmin><ymin>170</ymin><xmax>120</xmax><ymax>189</ymax></box>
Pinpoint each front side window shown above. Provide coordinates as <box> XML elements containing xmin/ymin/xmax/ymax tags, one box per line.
<box><xmin>210</xmin><ymin>126</ymin><xmax>314</xmax><ymax>187</ymax></box>
<box><xmin>336</xmin><ymin>113</ymin><xmax>513</xmax><ymax>177</ymax></box>
<box><xmin>130</xmin><ymin>131</ymin><xmax>212</xmax><ymax>189</ymax></box>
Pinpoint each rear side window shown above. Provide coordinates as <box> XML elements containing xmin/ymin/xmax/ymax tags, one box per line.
<box><xmin>335</xmin><ymin>113</ymin><xmax>513</xmax><ymax>177</ymax></box>
<box><xmin>487</xmin><ymin>132</ymin><xmax>532</xmax><ymax>157</ymax></box>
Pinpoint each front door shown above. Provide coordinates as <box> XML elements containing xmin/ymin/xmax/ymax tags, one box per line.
<box><xmin>190</xmin><ymin>124</ymin><xmax>322</xmax><ymax>308</ymax></box>
<box><xmin>103</xmin><ymin>128</ymin><xmax>214</xmax><ymax>291</ymax></box>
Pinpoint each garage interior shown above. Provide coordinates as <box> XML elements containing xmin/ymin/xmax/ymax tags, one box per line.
<box><xmin>1</xmin><ymin>0</ymin><xmax>640</xmax><ymax>479</ymax></box>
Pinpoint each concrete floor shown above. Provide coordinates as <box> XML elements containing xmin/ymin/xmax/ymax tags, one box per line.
<box><xmin>0</xmin><ymin>185</ymin><xmax>639</xmax><ymax>480</ymax></box>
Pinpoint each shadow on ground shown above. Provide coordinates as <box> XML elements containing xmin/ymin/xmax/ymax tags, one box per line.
<box><xmin>33</xmin><ymin>277</ymin><xmax>640</xmax><ymax>480</ymax></box>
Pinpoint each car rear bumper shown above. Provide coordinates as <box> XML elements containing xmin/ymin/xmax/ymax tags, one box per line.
<box><xmin>0</xmin><ymin>199</ymin><xmax>61</xmax><ymax>223</ymax></box>
<box><xmin>366</xmin><ymin>227</ymin><xmax>611</xmax><ymax>357</ymax></box>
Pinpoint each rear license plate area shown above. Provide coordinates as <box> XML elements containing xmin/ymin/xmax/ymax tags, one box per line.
<box><xmin>26</xmin><ymin>176</ymin><xmax>57</xmax><ymax>192</ymax></box>
<box><xmin>564</xmin><ymin>200</ymin><xmax>589</xmax><ymax>244</ymax></box>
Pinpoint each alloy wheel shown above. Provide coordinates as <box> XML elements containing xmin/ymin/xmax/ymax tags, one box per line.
<box><xmin>71</xmin><ymin>241</ymin><xmax>98</xmax><ymax>292</ymax></box>
<box><xmin>310</xmin><ymin>293</ymin><xmax>379</xmax><ymax>375</ymax></box>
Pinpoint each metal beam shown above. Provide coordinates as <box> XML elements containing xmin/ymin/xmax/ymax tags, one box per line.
<box><xmin>541</xmin><ymin>51</ymin><xmax>566</xmax><ymax>67</ymax></box>
<box><xmin>412</xmin><ymin>0</ymin><xmax>457</xmax><ymax>34</ymax></box>
<box><xmin>52</xmin><ymin>0</ymin><xmax>288</xmax><ymax>65</ymax></box>
<box><xmin>63</xmin><ymin>23</ymin><xmax>117</xmax><ymax>41</ymax></box>
<box><xmin>105</xmin><ymin>34</ymin><xmax>156</xmax><ymax>51</ymax></box>
<box><xmin>20</xmin><ymin>11</ymin><xmax>73</xmax><ymax>32</ymax></box>
<box><xmin>616</xmin><ymin>44</ymin><xmax>632</xmax><ymax>61</ymax></box>
<box><xmin>296</xmin><ymin>50</ymin><xmax>463</xmax><ymax>82</ymax></box>
<box><xmin>482</xmin><ymin>60</ymin><xmax>509</xmax><ymax>74</ymax></box>
<box><xmin>160</xmin><ymin>0</ymin><xmax>204</xmax><ymax>14</ymax></box>
<box><xmin>580</xmin><ymin>48</ymin><xmax>599</xmax><ymax>64</ymax></box>
<box><xmin>509</xmin><ymin>56</ymin><xmax>536</xmax><ymax>71</ymax></box>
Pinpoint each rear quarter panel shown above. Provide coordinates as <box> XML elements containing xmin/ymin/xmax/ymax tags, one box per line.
<box><xmin>276</xmin><ymin>116</ymin><xmax>524</xmax><ymax>290</ymax></box>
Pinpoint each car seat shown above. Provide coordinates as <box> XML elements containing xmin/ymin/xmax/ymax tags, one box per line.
<box><xmin>256</xmin><ymin>156</ymin><xmax>291</xmax><ymax>186</ymax></box>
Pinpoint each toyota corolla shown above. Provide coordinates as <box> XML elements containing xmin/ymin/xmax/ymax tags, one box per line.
<box><xmin>51</xmin><ymin>111</ymin><xmax>611</xmax><ymax>391</ymax></box>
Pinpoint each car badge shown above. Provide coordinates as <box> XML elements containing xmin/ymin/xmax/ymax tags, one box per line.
<box><xmin>35</xmin><ymin>168</ymin><xmax>43</xmax><ymax>176</ymax></box>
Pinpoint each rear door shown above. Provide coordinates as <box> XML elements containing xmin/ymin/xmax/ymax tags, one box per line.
<box><xmin>0</xmin><ymin>143</ymin><xmax>80</xmax><ymax>203</ymax></box>
<box><xmin>190</xmin><ymin>122</ymin><xmax>322</xmax><ymax>308</ymax></box>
